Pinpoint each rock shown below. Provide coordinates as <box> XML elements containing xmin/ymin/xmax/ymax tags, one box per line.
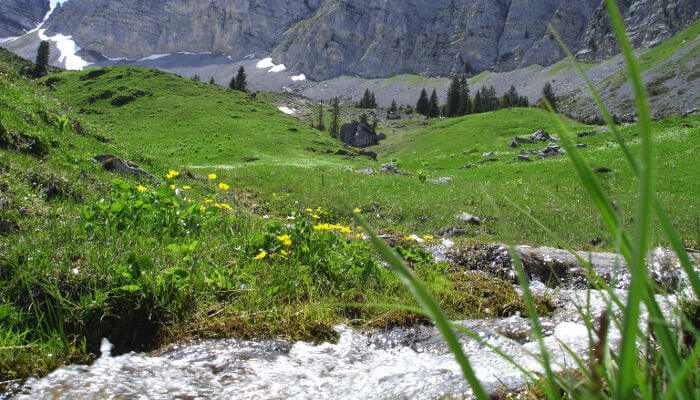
<box><xmin>340</xmin><ymin>122</ymin><xmax>378</xmax><ymax>148</ymax></box>
<box><xmin>517</xmin><ymin>155</ymin><xmax>531</xmax><ymax>161</ymax></box>
<box><xmin>576</xmin><ymin>143</ymin><xmax>587</xmax><ymax>148</ymax></box>
<box><xmin>510</xmin><ymin>136</ymin><xmax>534</xmax><ymax>147</ymax></box>
<box><xmin>428</xmin><ymin>177</ymin><xmax>453</xmax><ymax>184</ymax></box>
<box><xmin>439</xmin><ymin>227</ymin><xmax>465</xmax><ymax>238</ymax></box>
<box><xmin>356</xmin><ymin>167</ymin><xmax>375</xmax><ymax>175</ymax></box>
<box><xmin>0</xmin><ymin>0</ymin><xmax>49</xmax><ymax>37</ymax></box>
<box><xmin>344</xmin><ymin>167</ymin><xmax>354</xmax><ymax>172</ymax></box>
<box><xmin>110</xmin><ymin>95</ymin><xmax>136</xmax><ymax>107</ymax></box>
<box><xmin>459</xmin><ymin>164</ymin><xmax>477</xmax><ymax>169</ymax></box>
<box><xmin>377</xmin><ymin>132</ymin><xmax>387</xmax><ymax>141</ymax></box>
<box><xmin>358</xmin><ymin>150</ymin><xmax>377</xmax><ymax>160</ymax></box>
<box><xmin>540</xmin><ymin>145</ymin><xmax>560</xmax><ymax>157</ymax></box>
<box><xmin>508</xmin><ymin>139</ymin><xmax>519</xmax><ymax>148</ymax></box>
<box><xmin>0</xmin><ymin>218</ymin><xmax>20</xmax><ymax>235</ymax></box>
<box><xmin>482</xmin><ymin>151</ymin><xmax>494</xmax><ymax>157</ymax></box>
<box><xmin>577</xmin><ymin>128</ymin><xmax>609</xmax><ymax>138</ymax></box>
<box><xmin>595</xmin><ymin>167</ymin><xmax>612</xmax><ymax>173</ymax></box>
<box><xmin>530</xmin><ymin>129</ymin><xmax>550</xmax><ymax>141</ymax></box>
<box><xmin>550</xmin><ymin>135</ymin><xmax>561</xmax><ymax>142</ymax></box>
<box><xmin>91</xmin><ymin>154</ymin><xmax>159</xmax><ymax>181</ymax></box>
<box><xmin>457</xmin><ymin>212</ymin><xmax>482</xmax><ymax>225</ymax></box>
<box><xmin>380</xmin><ymin>162</ymin><xmax>399</xmax><ymax>173</ymax></box>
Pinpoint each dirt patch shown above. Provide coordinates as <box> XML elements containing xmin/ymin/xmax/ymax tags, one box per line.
<box><xmin>0</xmin><ymin>122</ymin><xmax>49</xmax><ymax>158</ymax></box>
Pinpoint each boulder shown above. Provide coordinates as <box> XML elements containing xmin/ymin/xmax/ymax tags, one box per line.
<box><xmin>482</xmin><ymin>151</ymin><xmax>494</xmax><ymax>157</ymax></box>
<box><xmin>530</xmin><ymin>129</ymin><xmax>550</xmax><ymax>141</ymax></box>
<box><xmin>91</xmin><ymin>154</ymin><xmax>159</xmax><ymax>181</ymax></box>
<box><xmin>428</xmin><ymin>177</ymin><xmax>453</xmax><ymax>184</ymax></box>
<box><xmin>377</xmin><ymin>132</ymin><xmax>387</xmax><ymax>141</ymax></box>
<box><xmin>457</xmin><ymin>212</ymin><xmax>482</xmax><ymax>225</ymax></box>
<box><xmin>340</xmin><ymin>122</ymin><xmax>378</xmax><ymax>148</ymax></box>
<box><xmin>380</xmin><ymin>162</ymin><xmax>399</xmax><ymax>173</ymax></box>
<box><xmin>459</xmin><ymin>163</ymin><xmax>477</xmax><ymax>169</ymax></box>
<box><xmin>576</xmin><ymin>143</ymin><xmax>588</xmax><ymax>148</ymax></box>
<box><xmin>517</xmin><ymin>155</ymin><xmax>531</xmax><ymax>161</ymax></box>
<box><xmin>356</xmin><ymin>167</ymin><xmax>375</xmax><ymax>175</ymax></box>
<box><xmin>440</xmin><ymin>227</ymin><xmax>466</xmax><ymax>238</ymax></box>
<box><xmin>358</xmin><ymin>150</ymin><xmax>377</xmax><ymax>160</ymax></box>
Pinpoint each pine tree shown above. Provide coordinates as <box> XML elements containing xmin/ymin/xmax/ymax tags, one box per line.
<box><xmin>542</xmin><ymin>81</ymin><xmax>557</xmax><ymax>112</ymax></box>
<box><xmin>472</xmin><ymin>90</ymin><xmax>483</xmax><ymax>114</ymax></box>
<box><xmin>209</xmin><ymin>77</ymin><xmax>216</xmax><ymax>84</ymax></box>
<box><xmin>234</xmin><ymin>66</ymin><xmax>248</xmax><ymax>92</ymax></box>
<box><xmin>507</xmin><ymin>85</ymin><xmax>519</xmax><ymax>107</ymax></box>
<box><xmin>429</xmin><ymin>89</ymin><xmax>440</xmax><ymax>118</ymax></box>
<box><xmin>487</xmin><ymin>86</ymin><xmax>497</xmax><ymax>112</ymax></box>
<box><xmin>329</xmin><ymin>97</ymin><xmax>340</xmax><ymax>138</ymax></box>
<box><xmin>369</xmin><ymin>92</ymin><xmax>377</xmax><ymax>108</ymax></box>
<box><xmin>445</xmin><ymin>77</ymin><xmax>461</xmax><ymax>117</ymax></box>
<box><xmin>192</xmin><ymin>74</ymin><xmax>200</xmax><ymax>82</ymax></box>
<box><xmin>34</xmin><ymin>41</ymin><xmax>50</xmax><ymax>78</ymax></box>
<box><xmin>458</xmin><ymin>77</ymin><xmax>471</xmax><ymax>115</ymax></box>
<box><xmin>389</xmin><ymin>99</ymin><xmax>398</xmax><ymax>113</ymax></box>
<box><xmin>316</xmin><ymin>101</ymin><xmax>325</xmax><ymax>131</ymax></box>
<box><xmin>228</xmin><ymin>76</ymin><xmax>236</xmax><ymax>90</ymax></box>
<box><xmin>416</xmin><ymin>89</ymin><xmax>430</xmax><ymax>116</ymax></box>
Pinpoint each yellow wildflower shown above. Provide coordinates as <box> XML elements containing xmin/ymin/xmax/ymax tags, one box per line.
<box><xmin>312</xmin><ymin>214</ymin><xmax>320</xmax><ymax>219</ymax></box>
<box><xmin>253</xmin><ymin>250</ymin><xmax>267</xmax><ymax>260</ymax></box>
<box><xmin>221</xmin><ymin>203</ymin><xmax>232</xmax><ymax>210</ymax></box>
<box><xmin>423</xmin><ymin>235</ymin><xmax>434</xmax><ymax>240</ymax></box>
<box><xmin>353</xmin><ymin>207</ymin><xmax>361</xmax><ymax>213</ymax></box>
<box><xmin>305</xmin><ymin>208</ymin><xmax>313</xmax><ymax>213</ymax></box>
<box><xmin>404</xmin><ymin>236</ymin><xmax>414</xmax><ymax>241</ymax></box>
<box><xmin>170</xmin><ymin>185</ymin><xmax>176</xmax><ymax>190</ymax></box>
<box><xmin>214</xmin><ymin>203</ymin><xmax>222</xmax><ymax>208</ymax></box>
<box><xmin>208</xmin><ymin>174</ymin><xmax>217</xmax><ymax>180</ymax></box>
<box><xmin>269</xmin><ymin>253</ymin><xmax>276</xmax><ymax>259</ymax></box>
<box><xmin>166</xmin><ymin>170</ymin><xmax>179</xmax><ymax>179</ymax></box>
<box><xmin>186</xmin><ymin>199</ymin><xmax>193</xmax><ymax>203</ymax></box>
<box><xmin>136</xmin><ymin>185</ymin><xmax>147</xmax><ymax>192</ymax></box>
<box><xmin>280</xmin><ymin>250</ymin><xmax>290</xmax><ymax>257</ymax></box>
<box><xmin>199</xmin><ymin>205</ymin><xmax>206</xmax><ymax>212</ymax></box>
<box><xmin>219</xmin><ymin>182</ymin><xmax>230</xmax><ymax>191</ymax></box>
<box><xmin>277</xmin><ymin>234</ymin><xmax>292</xmax><ymax>247</ymax></box>
<box><xmin>182</xmin><ymin>186</ymin><xmax>192</xmax><ymax>190</ymax></box>
<box><xmin>205</xmin><ymin>199</ymin><xmax>214</xmax><ymax>204</ymax></box>
<box><xmin>356</xmin><ymin>233</ymin><xmax>363</xmax><ymax>239</ymax></box>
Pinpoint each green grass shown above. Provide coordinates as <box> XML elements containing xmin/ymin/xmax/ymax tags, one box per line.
<box><xmin>636</xmin><ymin>19</ymin><xmax>700</xmax><ymax>72</ymax></box>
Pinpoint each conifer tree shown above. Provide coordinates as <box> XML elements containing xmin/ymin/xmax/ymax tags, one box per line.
<box><xmin>234</xmin><ymin>66</ymin><xmax>248</xmax><ymax>92</ymax></box>
<box><xmin>389</xmin><ymin>99</ymin><xmax>398</xmax><ymax>113</ymax></box>
<box><xmin>316</xmin><ymin>101</ymin><xmax>325</xmax><ymax>131</ymax></box>
<box><xmin>228</xmin><ymin>76</ymin><xmax>236</xmax><ymax>90</ymax></box>
<box><xmin>416</xmin><ymin>88</ymin><xmax>430</xmax><ymax>116</ymax></box>
<box><xmin>34</xmin><ymin>41</ymin><xmax>50</xmax><ymax>78</ymax></box>
<box><xmin>329</xmin><ymin>97</ymin><xmax>340</xmax><ymax>138</ymax></box>
<box><xmin>458</xmin><ymin>77</ymin><xmax>471</xmax><ymax>116</ymax></box>
<box><xmin>209</xmin><ymin>77</ymin><xmax>215</xmax><ymax>84</ymax></box>
<box><xmin>445</xmin><ymin>77</ymin><xmax>461</xmax><ymax>117</ymax></box>
<box><xmin>429</xmin><ymin>89</ymin><xmax>440</xmax><ymax>118</ymax></box>
<box><xmin>472</xmin><ymin>90</ymin><xmax>483</xmax><ymax>114</ymax></box>
<box><xmin>542</xmin><ymin>81</ymin><xmax>557</xmax><ymax>112</ymax></box>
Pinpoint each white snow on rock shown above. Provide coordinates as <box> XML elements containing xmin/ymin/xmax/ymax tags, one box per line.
<box><xmin>269</xmin><ymin>63</ymin><xmax>286</xmax><ymax>72</ymax></box>
<box><xmin>278</xmin><ymin>106</ymin><xmax>296</xmax><ymax>115</ymax></box>
<box><xmin>256</xmin><ymin>57</ymin><xmax>275</xmax><ymax>69</ymax></box>
<box><xmin>291</xmin><ymin>74</ymin><xmax>306</xmax><ymax>81</ymax></box>
<box><xmin>37</xmin><ymin>29</ymin><xmax>92</xmax><ymax>70</ymax></box>
<box><xmin>139</xmin><ymin>54</ymin><xmax>170</xmax><ymax>61</ymax></box>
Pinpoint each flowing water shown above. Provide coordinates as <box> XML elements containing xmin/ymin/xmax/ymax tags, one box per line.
<box><xmin>12</xmin><ymin>286</ymin><xmax>670</xmax><ymax>400</ymax></box>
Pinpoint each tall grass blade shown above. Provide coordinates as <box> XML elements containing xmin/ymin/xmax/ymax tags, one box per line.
<box><xmin>354</xmin><ymin>214</ymin><xmax>490</xmax><ymax>400</ymax></box>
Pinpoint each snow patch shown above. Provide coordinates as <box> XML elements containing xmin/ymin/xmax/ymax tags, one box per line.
<box><xmin>101</xmin><ymin>54</ymin><xmax>127</xmax><ymax>61</ymax></box>
<box><xmin>256</xmin><ymin>58</ymin><xmax>275</xmax><ymax>69</ymax></box>
<box><xmin>244</xmin><ymin>54</ymin><xmax>255</xmax><ymax>60</ymax></box>
<box><xmin>291</xmin><ymin>74</ymin><xmax>306</xmax><ymax>81</ymax></box>
<box><xmin>139</xmin><ymin>54</ymin><xmax>170</xmax><ymax>61</ymax></box>
<box><xmin>37</xmin><ymin>29</ymin><xmax>91</xmax><ymax>70</ymax></box>
<box><xmin>278</xmin><ymin>106</ymin><xmax>295</xmax><ymax>115</ymax></box>
<box><xmin>269</xmin><ymin>64</ymin><xmax>286</xmax><ymax>73</ymax></box>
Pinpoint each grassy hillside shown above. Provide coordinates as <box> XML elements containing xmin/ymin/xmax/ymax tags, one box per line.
<box><xmin>2</xmin><ymin>57</ymin><xmax>552</xmax><ymax>386</ymax></box>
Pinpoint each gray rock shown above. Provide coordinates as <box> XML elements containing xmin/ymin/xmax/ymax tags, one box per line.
<box><xmin>457</xmin><ymin>212</ymin><xmax>482</xmax><ymax>225</ymax></box>
<box><xmin>377</xmin><ymin>132</ymin><xmax>387</xmax><ymax>141</ymax></box>
<box><xmin>482</xmin><ymin>151</ymin><xmax>494</xmax><ymax>157</ymax></box>
<box><xmin>340</xmin><ymin>122</ymin><xmax>378</xmax><ymax>148</ymax></box>
<box><xmin>459</xmin><ymin>163</ymin><xmax>477</xmax><ymax>170</ymax></box>
<box><xmin>356</xmin><ymin>167</ymin><xmax>375</xmax><ymax>175</ymax></box>
<box><xmin>380</xmin><ymin>162</ymin><xmax>399</xmax><ymax>173</ymax></box>
<box><xmin>576</xmin><ymin>143</ymin><xmax>587</xmax><ymax>148</ymax></box>
<box><xmin>344</xmin><ymin>167</ymin><xmax>354</xmax><ymax>172</ymax></box>
<box><xmin>0</xmin><ymin>0</ymin><xmax>49</xmax><ymax>37</ymax></box>
<box><xmin>530</xmin><ymin>129</ymin><xmax>550</xmax><ymax>141</ymax></box>
<box><xmin>440</xmin><ymin>227</ymin><xmax>465</xmax><ymax>238</ymax></box>
<box><xmin>428</xmin><ymin>177</ymin><xmax>453</xmax><ymax>184</ymax></box>
<box><xmin>91</xmin><ymin>154</ymin><xmax>159</xmax><ymax>181</ymax></box>
<box><xmin>508</xmin><ymin>139</ymin><xmax>519</xmax><ymax>148</ymax></box>
<box><xmin>517</xmin><ymin>155</ymin><xmax>531</xmax><ymax>161</ymax></box>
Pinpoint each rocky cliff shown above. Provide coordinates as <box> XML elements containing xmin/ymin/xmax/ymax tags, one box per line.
<box><xmin>6</xmin><ymin>0</ymin><xmax>699</xmax><ymax>80</ymax></box>
<box><xmin>0</xmin><ymin>0</ymin><xmax>50</xmax><ymax>37</ymax></box>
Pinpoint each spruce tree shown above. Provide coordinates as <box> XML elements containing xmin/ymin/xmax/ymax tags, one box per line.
<box><xmin>192</xmin><ymin>74</ymin><xmax>200</xmax><ymax>82</ymax></box>
<box><xmin>487</xmin><ymin>86</ymin><xmax>497</xmax><ymax>112</ymax></box>
<box><xmin>416</xmin><ymin>89</ymin><xmax>430</xmax><ymax>116</ymax></box>
<box><xmin>389</xmin><ymin>99</ymin><xmax>398</xmax><ymax>113</ymax></box>
<box><xmin>458</xmin><ymin>77</ymin><xmax>471</xmax><ymax>115</ymax></box>
<box><xmin>228</xmin><ymin>76</ymin><xmax>236</xmax><ymax>90</ymax></box>
<box><xmin>429</xmin><ymin>89</ymin><xmax>440</xmax><ymax>118</ymax></box>
<box><xmin>316</xmin><ymin>101</ymin><xmax>325</xmax><ymax>131</ymax></box>
<box><xmin>542</xmin><ymin>81</ymin><xmax>557</xmax><ymax>112</ymax></box>
<box><xmin>234</xmin><ymin>66</ymin><xmax>248</xmax><ymax>92</ymax></box>
<box><xmin>34</xmin><ymin>41</ymin><xmax>50</xmax><ymax>78</ymax></box>
<box><xmin>209</xmin><ymin>77</ymin><xmax>216</xmax><ymax>84</ymax></box>
<box><xmin>445</xmin><ymin>77</ymin><xmax>461</xmax><ymax>117</ymax></box>
<box><xmin>507</xmin><ymin>85</ymin><xmax>519</xmax><ymax>108</ymax></box>
<box><xmin>472</xmin><ymin>91</ymin><xmax>483</xmax><ymax>114</ymax></box>
<box><xmin>369</xmin><ymin>91</ymin><xmax>377</xmax><ymax>108</ymax></box>
<box><xmin>329</xmin><ymin>97</ymin><xmax>340</xmax><ymax>138</ymax></box>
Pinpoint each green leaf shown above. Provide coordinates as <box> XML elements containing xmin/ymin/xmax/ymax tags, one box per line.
<box><xmin>110</xmin><ymin>200</ymin><xmax>125</xmax><ymax>213</ymax></box>
<box><xmin>118</xmin><ymin>284</ymin><xmax>141</xmax><ymax>293</ymax></box>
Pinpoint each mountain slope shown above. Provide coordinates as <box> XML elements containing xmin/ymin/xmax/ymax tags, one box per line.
<box><xmin>0</xmin><ymin>0</ymin><xmax>49</xmax><ymax>37</ymax></box>
<box><xmin>20</xmin><ymin>0</ymin><xmax>698</xmax><ymax>80</ymax></box>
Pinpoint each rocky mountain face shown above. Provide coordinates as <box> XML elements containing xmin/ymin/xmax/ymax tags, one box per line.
<box><xmin>0</xmin><ymin>0</ymin><xmax>50</xmax><ymax>37</ymax></box>
<box><xmin>5</xmin><ymin>0</ymin><xmax>699</xmax><ymax>80</ymax></box>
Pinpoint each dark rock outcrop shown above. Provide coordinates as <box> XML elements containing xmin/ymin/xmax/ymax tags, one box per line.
<box><xmin>0</xmin><ymin>0</ymin><xmax>49</xmax><ymax>37</ymax></box>
<box><xmin>340</xmin><ymin>122</ymin><xmax>378</xmax><ymax>148</ymax></box>
<box><xmin>91</xmin><ymin>154</ymin><xmax>158</xmax><ymax>181</ymax></box>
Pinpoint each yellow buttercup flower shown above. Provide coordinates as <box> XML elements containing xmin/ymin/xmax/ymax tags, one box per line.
<box><xmin>186</xmin><ymin>199</ymin><xmax>193</xmax><ymax>203</ymax></box>
<box><xmin>280</xmin><ymin>250</ymin><xmax>290</xmax><ymax>257</ymax></box>
<box><xmin>269</xmin><ymin>253</ymin><xmax>276</xmax><ymax>259</ymax></box>
<box><xmin>277</xmin><ymin>234</ymin><xmax>292</xmax><ymax>247</ymax></box>
<box><xmin>166</xmin><ymin>170</ymin><xmax>180</xmax><ymax>179</ymax></box>
<box><xmin>219</xmin><ymin>182</ymin><xmax>230</xmax><ymax>191</ymax></box>
<box><xmin>136</xmin><ymin>185</ymin><xmax>147</xmax><ymax>192</ymax></box>
<box><xmin>170</xmin><ymin>185</ymin><xmax>176</xmax><ymax>190</ymax></box>
<box><xmin>253</xmin><ymin>250</ymin><xmax>267</xmax><ymax>260</ymax></box>
<box><xmin>305</xmin><ymin>208</ymin><xmax>313</xmax><ymax>212</ymax></box>
<box><xmin>208</xmin><ymin>174</ymin><xmax>217</xmax><ymax>180</ymax></box>
<box><xmin>205</xmin><ymin>199</ymin><xmax>214</xmax><ymax>204</ymax></box>
<box><xmin>199</xmin><ymin>205</ymin><xmax>206</xmax><ymax>212</ymax></box>
<box><xmin>221</xmin><ymin>203</ymin><xmax>232</xmax><ymax>210</ymax></box>
<box><xmin>182</xmin><ymin>186</ymin><xmax>192</xmax><ymax>190</ymax></box>
<box><xmin>353</xmin><ymin>207</ymin><xmax>361</xmax><ymax>213</ymax></box>
<box><xmin>312</xmin><ymin>214</ymin><xmax>320</xmax><ymax>219</ymax></box>
<box><xmin>404</xmin><ymin>236</ymin><xmax>414</xmax><ymax>241</ymax></box>
<box><xmin>423</xmin><ymin>235</ymin><xmax>434</xmax><ymax>240</ymax></box>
